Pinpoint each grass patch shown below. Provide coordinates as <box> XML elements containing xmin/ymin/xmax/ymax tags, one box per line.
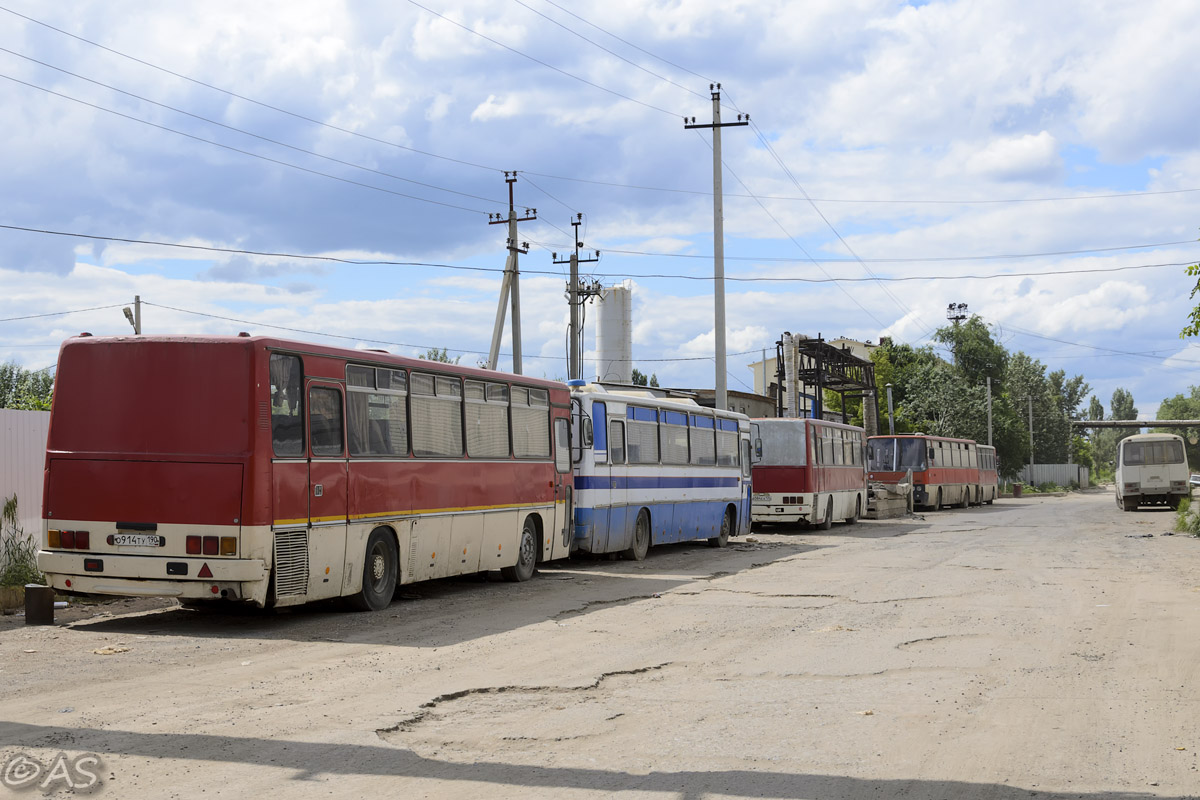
<box><xmin>1174</xmin><ymin>496</ymin><xmax>1200</xmax><ymax>537</ymax></box>
<box><xmin>0</xmin><ymin>494</ymin><xmax>44</xmax><ymax>588</ymax></box>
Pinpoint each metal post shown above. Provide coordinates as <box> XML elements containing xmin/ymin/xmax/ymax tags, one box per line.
<box><xmin>508</xmin><ymin>209</ymin><xmax>523</xmax><ymax>375</ymax></box>
<box><xmin>986</xmin><ymin>376</ymin><xmax>992</xmax><ymax>446</ymax></box>
<box><xmin>134</xmin><ymin>295</ymin><xmax>141</xmax><ymax>335</ymax></box>
<box><xmin>886</xmin><ymin>383</ymin><xmax>895</xmax><ymax>435</ymax></box>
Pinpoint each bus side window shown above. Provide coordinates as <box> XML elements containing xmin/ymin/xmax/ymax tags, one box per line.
<box><xmin>609</xmin><ymin>421</ymin><xmax>626</xmax><ymax>465</ymax></box>
<box><xmin>270</xmin><ymin>353</ymin><xmax>304</xmax><ymax>457</ymax></box>
<box><xmin>309</xmin><ymin>386</ymin><xmax>344</xmax><ymax>457</ymax></box>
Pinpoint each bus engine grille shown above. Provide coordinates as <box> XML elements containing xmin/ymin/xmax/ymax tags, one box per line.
<box><xmin>273</xmin><ymin>531</ymin><xmax>309</xmax><ymax>597</ymax></box>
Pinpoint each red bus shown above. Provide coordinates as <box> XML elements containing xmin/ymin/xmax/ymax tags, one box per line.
<box><xmin>37</xmin><ymin>334</ymin><xmax>574</xmax><ymax>611</ymax></box>
<box><xmin>750</xmin><ymin>418</ymin><xmax>868</xmax><ymax>529</ymax></box>
<box><xmin>866</xmin><ymin>434</ymin><xmax>983</xmax><ymax>510</ymax></box>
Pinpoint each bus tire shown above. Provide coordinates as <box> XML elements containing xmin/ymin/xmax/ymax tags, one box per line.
<box><xmin>708</xmin><ymin>507</ymin><xmax>732</xmax><ymax>548</ymax></box>
<box><xmin>347</xmin><ymin>528</ymin><xmax>398</xmax><ymax>612</ymax></box>
<box><xmin>623</xmin><ymin>509</ymin><xmax>651</xmax><ymax>561</ymax></box>
<box><xmin>846</xmin><ymin>496</ymin><xmax>861</xmax><ymax>525</ymax></box>
<box><xmin>501</xmin><ymin>517</ymin><xmax>539</xmax><ymax>582</ymax></box>
<box><xmin>957</xmin><ymin>488</ymin><xmax>969</xmax><ymax>509</ymax></box>
<box><xmin>933</xmin><ymin>488</ymin><xmax>942</xmax><ymax>511</ymax></box>
<box><xmin>818</xmin><ymin>499</ymin><xmax>833</xmax><ymax>530</ymax></box>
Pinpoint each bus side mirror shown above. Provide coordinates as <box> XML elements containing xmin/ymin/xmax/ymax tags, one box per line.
<box><xmin>582</xmin><ymin>417</ymin><xmax>593</xmax><ymax>448</ymax></box>
<box><xmin>753</xmin><ymin>438</ymin><xmax>762</xmax><ymax>461</ymax></box>
<box><xmin>928</xmin><ymin>447</ymin><xmax>935</xmax><ymax>460</ymax></box>
<box><xmin>867</xmin><ymin>445</ymin><xmax>874</xmax><ymax>459</ymax></box>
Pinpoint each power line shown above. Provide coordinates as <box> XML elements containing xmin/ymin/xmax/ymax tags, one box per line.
<box><xmin>0</xmin><ymin>3</ymin><xmax>502</xmax><ymax>174</ymax></box>
<box><xmin>0</xmin><ymin>46</ymin><xmax>504</xmax><ymax>207</ymax></box>
<box><xmin>509</xmin><ymin>0</ymin><xmax>709</xmax><ymax>103</ymax></box>
<box><xmin>0</xmin><ymin>73</ymin><xmax>492</xmax><ymax>215</ymax></box>
<box><xmin>404</xmin><ymin>0</ymin><xmax>682</xmax><ymax>118</ymax></box>
<box><xmin>1</xmin><ymin>224</ymin><xmax>1193</xmax><ymax>284</ymax></box>
<box><xmin>0</xmin><ymin>303</ymin><xmax>127</xmax><ymax>323</ymax></box>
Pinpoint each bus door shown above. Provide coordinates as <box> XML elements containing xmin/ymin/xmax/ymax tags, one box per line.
<box><xmin>587</xmin><ymin>401</ymin><xmax>613</xmax><ymax>552</ymax></box>
<box><xmin>739</xmin><ymin>435</ymin><xmax>752</xmax><ymax>532</ymax></box>
<box><xmin>552</xmin><ymin>415</ymin><xmax>573</xmax><ymax>558</ymax></box>
<box><xmin>306</xmin><ymin>381</ymin><xmax>348</xmax><ymax>601</ymax></box>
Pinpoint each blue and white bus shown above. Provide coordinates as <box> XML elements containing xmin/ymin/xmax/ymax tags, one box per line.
<box><xmin>569</xmin><ymin>384</ymin><xmax>752</xmax><ymax>560</ymax></box>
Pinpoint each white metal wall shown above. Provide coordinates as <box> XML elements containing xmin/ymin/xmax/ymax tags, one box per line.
<box><xmin>0</xmin><ymin>409</ymin><xmax>50</xmax><ymax>542</ymax></box>
<box><xmin>1017</xmin><ymin>464</ymin><xmax>1089</xmax><ymax>489</ymax></box>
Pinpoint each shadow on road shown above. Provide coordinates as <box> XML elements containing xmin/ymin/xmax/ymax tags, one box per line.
<box><xmin>61</xmin><ymin>538</ymin><xmax>824</xmax><ymax>648</ymax></box>
<box><xmin>0</xmin><ymin>721</ymin><xmax>1180</xmax><ymax>800</ymax></box>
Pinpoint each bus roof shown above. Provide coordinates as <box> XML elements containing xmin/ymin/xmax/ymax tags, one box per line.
<box><xmin>56</xmin><ymin>333</ymin><xmax>564</xmax><ymax>390</ymax></box>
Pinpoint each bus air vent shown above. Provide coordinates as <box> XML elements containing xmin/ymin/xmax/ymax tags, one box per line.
<box><xmin>273</xmin><ymin>531</ymin><xmax>309</xmax><ymax>597</ymax></box>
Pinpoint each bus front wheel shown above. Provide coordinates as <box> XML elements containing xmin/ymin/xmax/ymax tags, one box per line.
<box><xmin>623</xmin><ymin>509</ymin><xmax>651</xmax><ymax>561</ymax></box>
<box><xmin>818</xmin><ymin>499</ymin><xmax>833</xmax><ymax>530</ymax></box>
<box><xmin>348</xmin><ymin>528</ymin><xmax>398</xmax><ymax>612</ymax></box>
<box><xmin>846</xmin><ymin>496</ymin><xmax>861</xmax><ymax>525</ymax></box>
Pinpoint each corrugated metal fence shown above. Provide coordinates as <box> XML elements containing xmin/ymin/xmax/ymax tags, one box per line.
<box><xmin>1016</xmin><ymin>463</ymin><xmax>1089</xmax><ymax>489</ymax></box>
<box><xmin>1</xmin><ymin>409</ymin><xmax>50</xmax><ymax>543</ymax></box>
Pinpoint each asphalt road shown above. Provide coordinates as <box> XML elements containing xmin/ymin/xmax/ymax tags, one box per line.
<box><xmin>2</xmin><ymin>489</ymin><xmax>1199</xmax><ymax>799</ymax></box>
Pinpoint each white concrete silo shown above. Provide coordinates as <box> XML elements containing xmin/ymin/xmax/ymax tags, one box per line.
<box><xmin>595</xmin><ymin>281</ymin><xmax>633</xmax><ymax>383</ymax></box>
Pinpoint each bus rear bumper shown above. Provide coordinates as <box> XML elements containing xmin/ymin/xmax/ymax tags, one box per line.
<box><xmin>38</xmin><ymin>551</ymin><xmax>268</xmax><ymax>601</ymax></box>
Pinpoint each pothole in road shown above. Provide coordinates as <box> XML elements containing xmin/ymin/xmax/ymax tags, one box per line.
<box><xmin>377</xmin><ymin>663</ymin><xmax>673</xmax><ymax>749</ymax></box>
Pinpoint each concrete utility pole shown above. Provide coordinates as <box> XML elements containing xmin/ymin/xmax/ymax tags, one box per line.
<box><xmin>122</xmin><ymin>295</ymin><xmax>141</xmax><ymax>334</ymax></box>
<box><xmin>986</xmin><ymin>377</ymin><xmax>993</xmax><ymax>446</ymax></box>
<box><xmin>486</xmin><ymin>172</ymin><xmax>536</xmax><ymax>374</ymax></box>
<box><xmin>553</xmin><ymin>215</ymin><xmax>601</xmax><ymax>382</ymax></box>
<box><xmin>1028</xmin><ymin>395</ymin><xmax>1035</xmax><ymax>468</ymax></box>
<box><xmin>685</xmin><ymin>85</ymin><xmax>748</xmax><ymax>411</ymax></box>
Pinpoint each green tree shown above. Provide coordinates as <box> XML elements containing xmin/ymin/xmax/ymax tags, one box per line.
<box><xmin>420</xmin><ymin>347</ymin><xmax>460</xmax><ymax>365</ymax></box>
<box><xmin>631</xmin><ymin>369</ymin><xmax>658</xmax><ymax>387</ymax></box>
<box><xmin>1156</xmin><ymin>387</ymin><xmax>1200</xmax><ymax>468</ymax></box>
<box><xmin>0</xmin><ymin>362</ymin><xmax>54</xmax><ymax>410</ymax></box>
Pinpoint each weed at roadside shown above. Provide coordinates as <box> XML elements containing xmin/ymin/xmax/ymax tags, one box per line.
<box><xmin>1173</xmin><ymin>496</ymin><xmax>1200</xmax><ymax>537</ymax></box>
<box><xmin>1</xmin><ymin>494</ymin><xmax>44</xmax><ymax>587</ymax></box>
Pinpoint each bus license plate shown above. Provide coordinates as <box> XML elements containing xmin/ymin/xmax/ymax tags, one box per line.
<box><xmin>752</xmin><ymin>493</ymin><xmax>771</xmax><ymax>501</ymax></box>
<box><xmin>113</xmin><ymin>533</ymin><xmax>161</xmax><ymax>547</ymax></box>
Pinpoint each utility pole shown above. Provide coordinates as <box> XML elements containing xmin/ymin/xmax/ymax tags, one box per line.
<box><xmin>986</xmin><ymin>377</ymin><xmax>993</xmax><ymax>446</ymax></box>
<box><xmin>122</xmin><ymin>295</ymin><xmax>141</xmax><ymax>334</ymax></box>
<box><xmin>553</xmin><ymin>215</ymin><xmax>601</xmax><ymax>382</ymax></box>
<box><xmin>685</xmin><ymin>85</ymin><xmax>748</xmax><ymax>411</ymax></box>
<box><xmin>886</xmin><ymin>383</ymin><xmax>895</xmax><ymax>435</ymax></box>
<box><xmin>486</xmin><ymin>172</ymin><xmax>536</xmax><ymax>374</ymax></box>
<box><xmin>1028</xmin><ymin>395</ymin><xmax>1035</xmax><ymax>468</ymax></box>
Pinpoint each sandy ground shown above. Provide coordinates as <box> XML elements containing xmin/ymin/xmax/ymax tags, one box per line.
<box><xmin>2</xmin><ymin>489</ymin><xmax>1200</xmax><ymax>799</ymax></box>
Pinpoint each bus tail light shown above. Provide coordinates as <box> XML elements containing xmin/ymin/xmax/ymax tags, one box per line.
<box><xmin>60</xmin><ymin>530</ymin><xmax>75</xmax><ymax>549</ymax></box>
<box><xmin>74</xmin><ymin>530</ymin><xmax>90</xmax><ymax>550</ymax></box>
<box><xmin>48</xmin><ymin>529</ymin><xmax>91</xmax><ymax>549</ymax></box>
<box><xmin>1124</xmin><ymin>482</ymin><xmax>1139</xmax><ymax>492</ymax></box>
<box><xmin>186</xmin><ymin>536</ymin><xmax>202</xmax><ymax>555</ymax></box>
<box><xmin>48</xmin><ymin>529</ymin><xmax>60</xmax><ymax>548</ymax></box>
<box><xmin>202</xmin><ymin>537</ymin><xmax>219</xmax><ymax>556</ymax></box>
<box><xmin>219</xmin><ymin>537</ymin><xmax>237</xmax><ymax>556</ymax></box>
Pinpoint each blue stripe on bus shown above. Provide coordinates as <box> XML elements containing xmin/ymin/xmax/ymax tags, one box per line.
<box><xmin>690</xmin><ymin>415</ymin><xmax>714</xmax><ymax>429</ymax></box>
<box><xmin>718</xmin><ymin>418</ymin><xmax>738</xmax><ymax>432</ymax></box>
<box><xmin>574</xmin><ymin>475</ymin><xmax>739</xmax><ymax>490</ymax></box>
<box><xmin>661</xmin><ymin>410</ymin><xmax>688</xmax><ymax>426</ymax></box>
<box><xmin>628</xmin><ymin>406</ymin><xmax>657</xmax><ymax>422</ymax></box>
<box><xmin>574</xmin><ymin>499</ymin><xmax>746</xmax><ymax>553</ymax></box>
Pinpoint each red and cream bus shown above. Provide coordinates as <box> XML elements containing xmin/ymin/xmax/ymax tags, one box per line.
<box><xmin>750</xmin><ymin>418</ymin><xmax>868</xmax><ymax>529</ymax></box>
<box><xmin>867</xmin><ymin>434</ymin><xmax>982</xmax><ymax>510</ymax></box>
<box><xmin>37</xmin><ymin>334</ymin><xmax>573</xmax><ymax>611</ymax></box>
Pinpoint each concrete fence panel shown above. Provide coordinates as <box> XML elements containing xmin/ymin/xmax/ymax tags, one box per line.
<box><xmin>0</xmin><ymin>409</ymin><xmax>51</xmax><ymax>543</ymax></box>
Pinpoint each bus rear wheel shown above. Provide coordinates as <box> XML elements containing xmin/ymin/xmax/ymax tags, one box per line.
<box><xmin>501</xmin><ymin>517</ymin><xmax>538</xmax><ymax>582</ymax></box>
<box><xmin>846</xmin><ymin>496</ymin><xmax>861</xmax><ymax>524</ymax></box>
<box><xmin>818</xmin><ymin>499</ymin><xmax>833</xmax><ymax>530</ymax></box>
<box><xmin>957</xmin><ymin>488</ymin><xmax>969</xmax><ymax>509</ymax></box>
<box><xmin>348</xmin><ymin>528</ymin><xmax>398</xmax><ymax>612</ymax></box>
<box><xmin>623</xmin><ymin>509</ymin><xmax>651</xmax><ymax>561</ymax></box>
<box><xmin>932</xmin><ymin>488</ymin><xmax>942</xmax><ymax>511</ymax></box>
<box><xmin>708</xmin><ymin>508</ymin><xmax>732</xmax><ymax>548</ymax></box>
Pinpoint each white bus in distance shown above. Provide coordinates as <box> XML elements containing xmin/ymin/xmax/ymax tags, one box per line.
<box><xmin>1115</xmin><ymin>432</ymin><xmax>1190</xmax><ymax>511</ymax></box>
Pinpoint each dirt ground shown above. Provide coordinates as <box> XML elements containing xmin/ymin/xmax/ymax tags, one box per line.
<box><xmin>2</xmin><ymin>489</ymin><xmax>1200</xmax><ymax>799</ymax></box>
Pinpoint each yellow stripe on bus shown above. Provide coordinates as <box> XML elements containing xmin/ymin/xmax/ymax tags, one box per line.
<box><xmin>273</xmin><ymin>501</ymin><xmax>548</xmax><ymax>528</ymax></box>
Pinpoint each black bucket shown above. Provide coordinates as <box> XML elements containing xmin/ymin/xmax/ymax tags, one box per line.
<box><xmin>24</xmin><ymin>584</ymin><xmax>55</xmax><ymax>625</ymax></box>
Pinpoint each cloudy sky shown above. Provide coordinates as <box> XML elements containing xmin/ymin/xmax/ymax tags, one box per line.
<box><xmin>2</xmin><ymin>0</ymin><xmax>1199</xmax><ymax>418</ymax></box>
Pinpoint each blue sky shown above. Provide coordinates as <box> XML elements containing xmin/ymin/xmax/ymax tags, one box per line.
<box><xmin>2</xmin><ymin>0</ymin><xmax>1200</xmax><ymax>418</ymax></box>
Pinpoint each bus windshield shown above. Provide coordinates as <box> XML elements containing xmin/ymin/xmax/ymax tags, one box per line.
<box><xmin>868</xmin><ymin>438</ymin><xmax>895</xmax><ymax>471</ymax></box>
<box><xmin>898</xmin><ymin>439</ymin><xmax>927</xmax><ymax>471</ymax></box>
